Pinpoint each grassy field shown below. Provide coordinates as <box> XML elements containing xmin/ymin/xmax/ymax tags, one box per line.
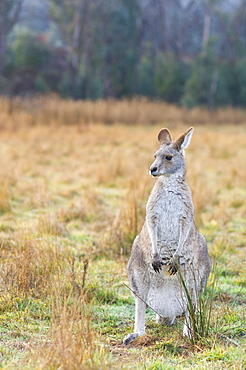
<box><xmin>0</xmin><ymin>97</ymin><xmax>245</xmax><ymax>369</ymax></box>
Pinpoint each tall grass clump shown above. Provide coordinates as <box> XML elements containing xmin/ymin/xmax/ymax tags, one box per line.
<box><xmin>102</xmin><ymin>187</ymin><xmax>142</xmax><ymax>258</ymax></box>
<box><xmin>179</xmin><ymin>261</ymin><xmax>218</xmax><ymax>345</ymax></box>
<box><xmin>0</xmin><ymin>231</ymin><xmax>60</xmax><ymax>298</ymax></box>
<box><xmin>27</xmin><ymin>292</ymin><xmax>112</xmax><ymax>370</ymax></box>
<box><xmin>0</xmin><ymin>183</ymin><xmax>12</xmax><ymax>213</ymax></box>
<box><xmin>36</xmin><ymin>213</ymin><xmax>65</xmax><ymax>236</ymax></box>
<box><xmin>0</xmin><ymin>229</ymin><xmax>113</xmax><ymax>368</ymax></box>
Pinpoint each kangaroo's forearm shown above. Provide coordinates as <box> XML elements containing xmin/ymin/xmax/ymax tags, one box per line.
<box><xmin>146</xmin><ymin>218</ymin><xmax>158</xmax><ymax>257</ymax></box>
<box><xmin>173</xmin><ymin>214</ymin><xmax>193</xmax><ymax>259</ymax></box>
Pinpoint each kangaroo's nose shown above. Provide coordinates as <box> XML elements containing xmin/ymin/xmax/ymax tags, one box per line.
<box><xmin>150</xmin><ymin>167</ymin><xmax>158</xmax><ymax>174</ymax></box>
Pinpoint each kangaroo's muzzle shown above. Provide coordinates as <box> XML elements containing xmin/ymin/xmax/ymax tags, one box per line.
<box><xmin>150</xmin><ymin>166</ymin><xmax>158</xmax><ymax>176</ymax></box>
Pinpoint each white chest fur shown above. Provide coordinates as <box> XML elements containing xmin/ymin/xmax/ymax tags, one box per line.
<box><xmin>147</xmin><ymin>181</ymin><xmax>185</xmax><ymax>256</ymax></box>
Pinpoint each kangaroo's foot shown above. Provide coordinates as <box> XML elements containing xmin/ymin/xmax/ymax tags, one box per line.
<box><xmin>123</xmin><ymin>332</ymin><xmax>141</xmax><ymax>345</ymax></box>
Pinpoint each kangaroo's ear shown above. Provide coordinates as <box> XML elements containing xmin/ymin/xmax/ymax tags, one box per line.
<box><xmin>174</xmin><ymin>127</ymin><xmax>194</xmax><ymax>152</ymax></box>
<box><xmin>158</xmin><ymin>128</ymin><xmax>172</xmax><ymax>145</ymax></box>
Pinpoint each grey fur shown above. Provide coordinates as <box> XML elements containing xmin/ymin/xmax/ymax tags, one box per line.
<box><xmin>123</xmin><ymin>127</ymin><xmax>211</xmax><ymax>345</ymax></box>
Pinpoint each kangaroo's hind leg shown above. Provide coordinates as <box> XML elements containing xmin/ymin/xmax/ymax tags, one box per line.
<box><xmin>123</xmin><ymin>266</ymin><xmax>149</xmax><ymax>345</ymax></box>
<box><xmin>123</xmin><ymin>296</ymin><xmax>146</xmax><ymax>345</ymax></box>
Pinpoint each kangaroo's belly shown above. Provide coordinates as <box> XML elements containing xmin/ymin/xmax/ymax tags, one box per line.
<box><xmin>147</xmin><ymin>270</ymin><xmax>185</xmax><ymax>319</ymax></box>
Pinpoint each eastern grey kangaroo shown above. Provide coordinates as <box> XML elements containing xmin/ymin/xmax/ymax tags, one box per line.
<box><xmin>124</xmin><ymin>127</ymin><xmax>211</xmax><ymax>345</ymax></box>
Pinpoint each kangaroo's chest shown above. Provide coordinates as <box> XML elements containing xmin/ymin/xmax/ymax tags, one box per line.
<box><xmin>148</xmin><ymin>191</ymin><xmax>184</xmax><ymax>248</ymax></box>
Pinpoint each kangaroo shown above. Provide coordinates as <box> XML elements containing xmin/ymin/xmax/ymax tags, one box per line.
<box><xmin>123</xmin><ymin>127</ymin><xmax>211</xmax><ymax>345</ymax></box>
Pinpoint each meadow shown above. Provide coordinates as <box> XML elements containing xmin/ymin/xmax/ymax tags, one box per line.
<box><xmin>0</xmin><ymin>96</ymin><xmax>245</xmax><ymax>369</ymax></box>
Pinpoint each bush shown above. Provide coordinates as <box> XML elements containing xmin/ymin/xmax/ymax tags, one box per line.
<box><xmin>154</xmin><ymin>53</ymin><xmax>188</xmax><ymax>103</ymax></box>
<box><xmin>182</xmin><ymin>53</ymin><xmax>217</xmax><ymax>108</ymax></box>
<box><xmin>4</xmin><ymin>31</ymin><xmax>64</xmax><ymax>95</ymax></box>
<box><xmin>11</xmin><ymin>32</ymin><xmax>51</xmax><ymax>71</ymax></box>
<box><xmin>220</xmin><ymin>59</ymin><xmax>246</xmax><ymax>107</ymax></box>
<box><xmin>137</xmin><ymin>46</ymin><xmax>155</xmax><ymax>97</ymax></box>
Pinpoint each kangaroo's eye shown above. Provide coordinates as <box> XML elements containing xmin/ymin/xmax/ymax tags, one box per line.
<box><xmin>165</xmin><ymin>155</ymin><xmax>172</xmax><ymax>161</ymax></box>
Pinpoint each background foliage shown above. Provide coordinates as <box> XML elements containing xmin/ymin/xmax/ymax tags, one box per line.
<box><xmin>0</xmin><ymin>0</ymin><xmax>246</xmax><ymax>108</ymax></box>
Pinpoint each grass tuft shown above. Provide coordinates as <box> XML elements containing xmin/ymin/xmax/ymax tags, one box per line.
<box><xmin>178</xmin><ymin>262</ymin><xmax>218</xmax><ymax>345</ymax></box>
<box><xmin>27</xmin><ymin>294</ymin><xmax>112</xmax><ymax>370</ymax></box>
<box><xmin>0</xmin><ymin>183</ymin><xmax>12</xmax><ymax>213</ymax></box>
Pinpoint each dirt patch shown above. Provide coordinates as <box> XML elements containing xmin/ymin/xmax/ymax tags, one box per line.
<box><xmin>108</xmin><ymin>335</ymin><xmax>159</xmax><ymax>368</ymax></box>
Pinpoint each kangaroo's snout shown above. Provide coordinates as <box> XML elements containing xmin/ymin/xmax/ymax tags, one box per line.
<box><xmin>150</xmin><ymin>166</ymin><xmax>158</xmax><ymax>176</ymax></box>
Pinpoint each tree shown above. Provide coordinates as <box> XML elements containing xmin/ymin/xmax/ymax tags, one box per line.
<box><xmin>182</xmin><ymin>51</ymin><xmax>218</xmax><ymax>108</ymax></box>
<box><xmin>0</xmin><ymin>0</ymin><xmax>24</xmax><ymax>75</ymax></box>
<box><xmin>98</xmin><ymin>0</ymin><xmax>139</xmax><ymax>97</ymax></box>
<box><xmin>5</xmin><ymin>31</ymin><xmax>61</xmax><ymax>95</ymax></box>
<box><xmin>154</xmin><ymin>53</ymin><xmax>187</xmax><ymax>103</ymax></box>
<box><xmin>49</xmin><ymin>0</ymin><xmax>95</xmax><ymax>98</ymax></box>
<box><xmin>0</xmin><ymin>0</ymin><xmax>246</xmax><ymax>106</ymax></box>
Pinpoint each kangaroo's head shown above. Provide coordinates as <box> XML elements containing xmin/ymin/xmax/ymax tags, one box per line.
<box><xmin>149</xmin><ymin>127</ymin><xmax>194</xmax><ymax>177</ymax></box>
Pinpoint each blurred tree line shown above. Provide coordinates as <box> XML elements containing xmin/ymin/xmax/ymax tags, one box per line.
<box><xmin>0</xmin><ymin>0</ymin><xmax>246</xmax><ymax>108</ymax></box>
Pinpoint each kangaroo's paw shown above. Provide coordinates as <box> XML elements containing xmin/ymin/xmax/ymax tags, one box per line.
<box><xmin>123</xmin><ymin>332</ymin><xmax>140</xmax><ymax>345</ymax></box>
<box><xmin>152</xmin><ymin>253</ymin><xmax>164</xmax><ymax>273</ymax></box>
<box><xmin>167</xmin><ymin>258</ymin><xmax>178</xmax><ymax>275</ymax></box>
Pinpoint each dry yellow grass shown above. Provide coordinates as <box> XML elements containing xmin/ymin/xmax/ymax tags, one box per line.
<box><xmin>27</xmin><ymin>295</ymin><xmax>111</xmax><ymax>370</ymax></box>
<box><xmin>0</xmin><ymin>96</ymin><xmax>245</xmax><ymax>368</ymax></box>
<box><xmin>1</xmin><ymin>95</ymin><xmax>246</xmax><ymax>128</ymax></box>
